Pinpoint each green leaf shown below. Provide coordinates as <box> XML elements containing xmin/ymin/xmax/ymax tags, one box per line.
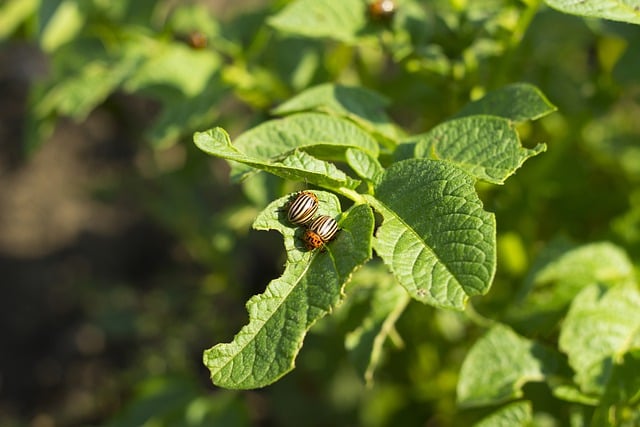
<box><xmin>454</xmin><ymin>83</ymin><xmax>557</xmax><ymax>123</ymax></box>
<box><xmin>544</xmin><ymin>0</ymin><xmax>640</xmax><ymax>25</ymax></box>
<box><xmin>34</xmin><ymin>53</ymin><xmax>142</xmax><ymax>121</ymax></box>
<box><xmin>203</xmin><ymin>193</ymin><xmax>374</xmax><ymax>389</ymax></box>
<box><xmin>523</xmin><ymin>241</ymin><xmax>634</xmax><ymax>291</ymax></box>
<box><xmin>103</xmin><ymin>377</ymin><xmax>250</xmax><ymax>427</ymax></box>
<box><xmin>146</xmin><ymin>76</ymin><xmax>224</xmax><ymax>149</ymax></box>
<box><xmin>39</xmin><ymin>0</ymin><xmax>85</xmax><ymax>52</ymax></box>
<box><xmin>581</xmin><ymin>100</ymin><xmax>640</xmax><ymax>181</ymax></box>
<box><xmin>0</xmin><ymin>0</ymin><xmax>39</xmax><ymax>40</ymax></box>
<box><xmin>457</xmin><ymin>324</ymin><xmax>563</xmax><ymax>408</ymax></box>
<box><xmin>371</xmin><ymin>159</ymin><xmax>496</xmax><ymax>310</ymax></box>
<box><xmin>551</xmin><ymin>384</ymin><xmax>599</xmax><ymax>405</ymax></box>
<box><xmin>345</xmin><ymin>271</ymin><xmax>410</xmax><ymax>386</ymax></box>
<box><xmin>472</xmin><ymin>401</ymin><xmax>533</xmax><ymax>427</ymax></box>
<box><xmin>592</xmin><ymin>350</ymin><xmax>640</xmax><ymax>426</ymax></box>
<box><xmin>229</xmin><ymin>113</ymin><xmax>379</xmax><ymax>181</ymax></box>
<box><xmin>345</xmin><ymin>148</ymin><xmax>384</xmax><ymax>186</ymax></box>
<box><xmin>268</xmin><ymin>0</ymin><xmax>367</xmax><ymax>43</ymax></box>
<box><xmin>414</xmin><ymin>115</ymin><xmax>546</xmax><ymax>185</ymax></box>
<box><xmin>166</xmin><ymin>4</ymin><xmax>220</xmax><ymax>38</ymax></box>
<box><xmin>559</xmin><ymin>283</ymin><xmax>640</xmax><ymax>395</ymax></box>
<box><xmin>506</xmin><ymin>241</ymin><xmax>634</xmax><ymax>336</ymax></box>
<box><xmin>272</xmin><ymin>83</ymin><xmax>402</xmax><ymax>144</ymax></box>
<box><xmin>613</xmin><ymin>187</ymin><xmax>640</xmax><ymax>242</ymax></box>
<box><xmin>124</xmin><ymin>42</ymin><xmax>221</xmax><ymax>98</ymax></box>
<box><xmin>193</xmin><ymin>127</ymin><xmax>361</xmax><ymax>190</ymax></box>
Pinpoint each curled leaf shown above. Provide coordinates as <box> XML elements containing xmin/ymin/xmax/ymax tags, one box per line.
<box><xmin>203</xmin><ymin>193</ymin><xmax>374</xmax><ymax>389</ymax></box>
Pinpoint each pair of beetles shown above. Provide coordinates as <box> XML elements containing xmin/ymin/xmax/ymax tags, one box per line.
<box><xmin>286</xmin><ymin>191</ymin><xmax>339</xmax><ymax>251</ymax></box>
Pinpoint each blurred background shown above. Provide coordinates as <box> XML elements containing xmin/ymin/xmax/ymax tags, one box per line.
<box><xmin>1</xmin><ymin>0</ymin><xmax>639</xmax><ymax>426</ymax></box>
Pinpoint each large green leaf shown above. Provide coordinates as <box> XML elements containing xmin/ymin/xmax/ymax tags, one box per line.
<box><xmin>193</xmin><ymin>127</ymin><xmax>360</xmax><ymax>190</ymax></box>
<box><xmin>544</xmin><ymin>0</ymin><xmax>640</xmax><ymax>25</ymax></box>
<box><xmin>559</xmin><ymin>283</ymin><xmax>640</xmax><ymax>395</ymax></box>
<box><xmin>414</xmin><ymin>115</ymin><xmax>546</xmax><ymax>184</ymax></box>
<box><xmin>228</xmin><ymin>113</ymin><xmax>379</xmax><ymax>181</ymax></box>
<box><xmin>371</xmin><ymin>159</ymin><xmax>496</xmax><ymax>310</ymax></box>
<box><xmin>203</xmin><ymin>192</ymin><xmax>374</xmax><ymax>389</ymax></box>
<box><xmin>268</xmin><ymin>0</ymin><xmax>367</xmax><ymax>43</ymax></box>
<box><xmin>272</xmin><ymin>83</ymin><xmax>402</xmax><ymax>144</ymax></box>
<box><xmin>454</xmin><ymin>83</ymin><xmax>557</xmax><ymax>123</ymax></box>
<box><xmin>457</xmin><ymin>324</ymin><xmax>563</xmax><ymax>407</ymax></box>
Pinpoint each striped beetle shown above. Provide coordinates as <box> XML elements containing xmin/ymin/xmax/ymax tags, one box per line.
<box><xmin>303</xmin><ymin>215</ymin><xmax>339</xmax><ymax>250</ymax></box>
<box><xmin>286</xmin><ymin>191</ymin><xmax>319</xmax><ymax>226</ymax></box>
<box><xmin>302</xmin><ymin>229</ymin><xmax>325</xmax><ymax>250</ymax></box>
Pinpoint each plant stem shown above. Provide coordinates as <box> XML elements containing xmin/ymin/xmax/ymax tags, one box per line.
<box><xmin>336</xmin><ymin>187</ymin><xmax>368</xmax><ymax>204</ymax></box>
<box><xmin>465</xmin><ymin>301</ymin><xmax>497</xmax><ymax>329</ymax></box>
<box><xmin>490</xmin><ymin>0</ymin><xmax>542</xmax><ymax>88</ymax></box>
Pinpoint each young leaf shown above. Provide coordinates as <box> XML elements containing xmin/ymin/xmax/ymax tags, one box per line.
<box><xmin>544</xmin><ymin>0</ymin><xmax>640</xmax><ymax>25</ymax></box>
<box><xmin>346</xmin><ymin>148</ymin><xmax>384</xmax><ymax>186</ymax></box>
<box><xmin>414</xmin><ymin>115</ymin><xmax>546</xmax><ymax>184</ymax></box>
<box><xmin>39</xmin><ymin>0</ymin><xmax>85</xmax><ymax>52</ymax></box>
<box><xmin>559</xmin><ymin>283</ymin><xmax>640</xmax><ymax>395</ymax></box>
<box><xmin>454</xmin><ymin>83</ymin><xmax>557</xmax><ymax>123</ymax></box>
<box><xmin>522</xmin><ymin>241</ymin><xmax>633</xmax><ymax>294</ymax></box>
<box><xmin>268</xmin><ymin>0</ymin><xmax>367</xmax><ymax>43</ymax></box>
<box><xmin>193</xmin><ymin>127</ymin><xmax>360</xmax><ymax>190</ymax></box>
<box><xmin>457</xmin><ymin>324</ymin><xmax>563</xmax><ymax>408</ymax></box>
<box><xmin>124</xmin><ymin>42</ymin><xmax>220</xmax><ymax>98</ymax></box>
<box><xmin>371</xmin><ymin>159</ymin><xmax>496</xmax><ymax>310</ymax></box>
<box><xmin>0</xmin><ymin>0</ymin><xmax>39</xmax><ymax>40</ymax></box>
<box><xmin>35</xmin><ymin>53</ymin><xmax>142</xmax><ymax>121</ymax></box>
<box><xmin>345</xmin><ymin>271</ymin><xmax>410</xmax><ymax>385</ymax></box>
<box><xmin>506</xmin><ymin>241</ymin><xmax>634</xmax><ymax>336</ymax></box>
<box><xmin>272</xmin><ymin>83</ymin><xmax>402</xmax><ymax>144</ymax></box>
<box><xmin>228</xmin><ymin>112</ymin><xmax>379</xmax><ymax>180</ymax></box>
<box><xmin>146</xmin><ymin>76</ymin><xmax>224</xmax><ymax>149</ymax></box>
<box><xmin>551</xmin><ymin>383</ymin><xmax>599</xmax><ymax>406</ymax></box>
<box><xmin>472</xmin><ymin>401</ymin><xmax>533</xmax><ymax>427</ymax></box>
<box><xmin>203</xmin><ymin>192</ymin><xmax>374</xmax><ymax>389</ymax></box>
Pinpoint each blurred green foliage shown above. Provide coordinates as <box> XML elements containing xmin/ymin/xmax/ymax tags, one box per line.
<box><xmin>1</xmin><ymin>0</ymin><xmax>640</xmax><ymax>426</ymax></box>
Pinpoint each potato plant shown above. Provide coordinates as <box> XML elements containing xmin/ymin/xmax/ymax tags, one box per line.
<box><xmin>3</xmin><ymin>0</ymin><xmax>640</xmax><ymax>425</ymax></box>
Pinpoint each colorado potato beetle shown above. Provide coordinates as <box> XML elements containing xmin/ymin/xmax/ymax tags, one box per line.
<box><xmin>187</xmin><ymin>31</ymin><xmax>208</xmax><ymax>49</ymax></box>
<box><xmin>303</xmin><ymin>229</ymin><xmax>326</xmax><ymax>251</ymax></box>
<box><xmin>368</xmin><ymin>0</ymin><xmax>396</xmax><ymax>21</ymax></box>
<box><xmin>303</xmin><ymin>215</ymin><xmax>339</xmax><ymax>250</ymax></box>
<box><xmin>286</xmin><ymin>191</ymin><xmax>319</xmax><ymax>226</ymax></box>
<box><xmin>309</xmin><ymin>215</ymin><xmax>340</xmax><ymax>241</ymax></box>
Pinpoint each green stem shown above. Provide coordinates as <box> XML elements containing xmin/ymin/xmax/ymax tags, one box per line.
<box><xmin>511</xmin><ymin>0</ymin><xmax>541</xmax><ymax>47</ymax></box>
<box><xmin>465</xmin><ymin>300</ymin><xmax>497</xmax><ymax>329</ymax></box>
<box><xmin>335</xmin><ymin>187</ymin><xmax>368</xmax><ymax>204</ymax></box>
<box><xmin>490</xmin><ymin>0</ymin><xmax>542</xmax><ymax>88</ymax></box>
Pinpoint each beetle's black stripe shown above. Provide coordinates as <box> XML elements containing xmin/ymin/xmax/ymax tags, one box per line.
<box><xmin>287</xmin><ymin>192</ymin><xmax>318</xmax><ymax>225</ymax></box>
<box><xmin>309</xmin><ymin>215</ymin><xmax>339</xmax><ymax>242</ymax></box>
